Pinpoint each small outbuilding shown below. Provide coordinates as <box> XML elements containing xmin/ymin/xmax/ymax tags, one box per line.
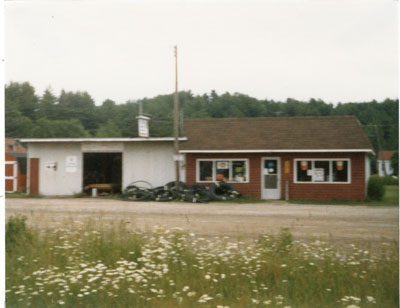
<box><xmin>181</xmin><ymin>116</ymin><xmax>373</xmax><ymax>201</ymax></box>
<box><xmin>5</xmin><ymin>138</ymin><xmax>27</xmax><ymax>193</ymax></box>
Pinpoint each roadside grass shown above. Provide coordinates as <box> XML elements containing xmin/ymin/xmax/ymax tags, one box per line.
<box><xmin>214</xmin><ymin>195</ymin><xmax>266</xmax><ymax>204</ymax></box>
<box><xmin>382</xmin><ymin>185</ymin><xmax>399</xmax><ymax>205</ymax></box>
<box><xmin>6</xmin><ymin>185</ymin><xmax>398</xmax><ymax>206</ymax></box>
<box><xmin>5</xmin><ymin>192</ymin><xmax>42</xmax><ymax>199</ymax></box>
<box><xmin>289</xmin><ymin>185</ymin><xmax>399</xmax><ymax>206</ymax></box>
<box><xmin>6</xmin><ymin>216</ymin><xmax>399</xmax><ymax>308</ymax></box>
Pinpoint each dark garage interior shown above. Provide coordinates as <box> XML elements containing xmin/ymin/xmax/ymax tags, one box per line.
<box><xmin>83</xmin><ymin>152</ymin><xmax>122</xmax><ymax>194</ymax></box>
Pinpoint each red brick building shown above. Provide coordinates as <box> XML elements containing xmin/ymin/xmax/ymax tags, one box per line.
<box><xmin>181</xmin><ymin>116</ymin><xmax>373</xmax><ymax>201</ymax></box>
<box><xmin>5</xmin><ymin>138</ymin><xmax>27</xmax><ymax>193</ymax></box>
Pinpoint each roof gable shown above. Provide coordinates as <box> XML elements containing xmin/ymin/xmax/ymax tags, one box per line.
<box><xmin>181</xmin><ymin>116</ymin><xmax>373</xmax><ymax>152</ymax></box>
<box><xmin>378</xmin><ymin>151</ymin><xmax>396</xmax><ymax>161</ymax></box>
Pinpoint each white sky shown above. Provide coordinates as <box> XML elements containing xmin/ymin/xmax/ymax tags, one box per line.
<box><xmin>4</xmin><ymin>0</ymin><xmax>399</xmax><ymax>105</ymax></box>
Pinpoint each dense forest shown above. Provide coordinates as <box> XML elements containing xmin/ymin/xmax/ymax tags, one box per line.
<box><xmin>5</xmin><ymin>81</ymin><xmax>399</xmax><ymax>156</ymax></box>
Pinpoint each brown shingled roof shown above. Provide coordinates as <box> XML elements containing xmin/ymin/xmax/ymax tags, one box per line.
<box><xmin>5</xmin><ymin>138</ymin><xmax>27</xmax><ymax>154</ymax></box>
<box><xmin>181</xmin><ymin>116</ymin><xmax>373</xmax><ymax>151</ymax></box>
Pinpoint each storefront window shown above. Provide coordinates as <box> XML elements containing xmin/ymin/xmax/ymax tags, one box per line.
<box><xmin>332</xmin><ymin>160</ymin><xmax>348</xmax><ymax>182</ymax></box>
<box><xmin>198</xmin><ymin>159</ymin><xmax>248</xmax><ymax>182</ymax></box>
<box><xmin>199</xmin><ymin>161</ymin><xmax>213</xmax><ymax>181</ymax></box>
<box><xmin>296</xmin><ymin>160</ymin><xmax>312</xmax><ymax>182</ymax></box>
<box><xmin>314</xmin><ymin>161</ymin><xmax>330</xmax><ymax>182</ymax></box>
<box><xmin>295</xmin><ymin>159</ymin><xmax>350</xmax><ymax>183</ymax></box>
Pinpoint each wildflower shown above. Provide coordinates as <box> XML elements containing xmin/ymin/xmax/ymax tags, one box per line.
<box><xmin>198</xmin><ymin>294</ymin><xmax>213</xmax><ymax>303</ymax></box>
<box><xmin>183</xmin><ymin>286</ymin><xmax>190</xmax><ymax>292</ymax></box>
<box><xmin>205</xmin><ymin>274</ymin><xmax>211</xmax><ymax>280</ymax></box>
<box><xmin>252</xmin><ymin>299</ymin><xmax>260</xmax><ymax>304</ymax></box>
<box><xmin>366</xmin><ymin>296</ymin><xmax>376</xmax><ymax>303</ymax></box>
<box><xmin>263</xmin><ymin>300</ymin><xmax>271</xmax><ymax>305</ymax></box>
<box><xmin>280</xmin><ymin>264</ymin><xmax>287</xmax><ymax>268</ymax></box>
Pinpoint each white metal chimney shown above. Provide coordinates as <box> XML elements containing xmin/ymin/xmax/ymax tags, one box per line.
<box><xmin>136</xmin><ymin>115</ymin><xmax>150</xmax><ymax>138</ymax></box>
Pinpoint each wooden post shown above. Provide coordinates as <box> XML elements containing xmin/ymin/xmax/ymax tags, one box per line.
<box><xmin>285</xmin><ymin>180</ymin><xmax>289</xmax><ymax>201</ymax></box>
<box><xmin>174</xmin><ymin>46</ymin><xmax>180</xmax><ymax>191</ymax></box>
<box><xmin>375</xmin><ymin>125</ymin><xmax>386</xmax><ymax>176</ymax></box>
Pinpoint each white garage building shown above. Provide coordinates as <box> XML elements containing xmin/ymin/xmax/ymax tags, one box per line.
<box><xmin>20</xmin><ymin>137</ymin><xmax>186</xmax><ymax>196</ymax></box>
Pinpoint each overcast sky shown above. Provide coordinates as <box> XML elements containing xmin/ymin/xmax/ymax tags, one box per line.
<box><xmin>4</xmin><ymin>0</ymin><xmax>399</xmax><ymax>105</ymax></box>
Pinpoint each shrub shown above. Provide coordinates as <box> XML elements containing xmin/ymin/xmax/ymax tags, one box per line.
<box><xmin>379</xmin><ymin>175</ymin><xmax>399</xmax><ymax>185</ymax></box>
<box><xmin>367</xmin><ymin>176</ymin><xmax>385</xmax><ymax>201</ymax></box>
<box><xmin>6</xmin><ymin>215</ymin><xmax>33</xmax><ymax>253</ymax></box>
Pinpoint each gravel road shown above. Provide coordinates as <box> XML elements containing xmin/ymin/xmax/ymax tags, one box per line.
<box><xmin>5</xmin><ymin>198</ymin><xmax>399</xmax><ymax>243</ymax></box>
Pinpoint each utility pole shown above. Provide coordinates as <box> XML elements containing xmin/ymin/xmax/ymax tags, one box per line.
<box><xmin>374</xmin><ymin>125</ymin><xmax>387</xmax><ymax>176</ymax></box>
<box><xmin>174</xmin><ymin>46</ymin><xmax>180</xmax><ymax>191</ymax></box>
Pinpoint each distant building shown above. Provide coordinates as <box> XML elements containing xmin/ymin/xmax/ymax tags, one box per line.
<box><xmin>5</xmin><ymin>138</ymin><xmax>27</xmax><ymax>192</ymax></box>
<box><xmin>377</xmin><ymin>151</ymin><xmax>396</xmax><ymax>176</ymax></box>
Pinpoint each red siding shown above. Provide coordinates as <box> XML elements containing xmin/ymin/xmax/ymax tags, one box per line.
<box><xmin>185</xmin><ymin>152</ymin><xmax>366</xmax><ymax>201</ymax></box>
<box><xmin>5</xmin><ymin>154</ymin><xmax>27</xmax><ymax>193</ymax></box>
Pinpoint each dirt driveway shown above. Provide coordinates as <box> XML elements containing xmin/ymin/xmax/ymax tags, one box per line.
<box><xmin>5</xmin><ymin>198</ymin><xmax>399</xmax><ymax>243</ymax></box>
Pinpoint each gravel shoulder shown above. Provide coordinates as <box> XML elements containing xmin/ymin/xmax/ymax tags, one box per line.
<box><xmin>5</xmin><ymin>198</ymin><xmax>399</xmax><ymax>243</ymax></box>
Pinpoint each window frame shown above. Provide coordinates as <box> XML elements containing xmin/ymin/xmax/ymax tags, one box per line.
<box><xmin>293</xmin><ymin>158</ymin><xmax>351</xmax><ymax>184</ymax></box>
<box><xmin>196</xmin><ymin>158</ymin><xmax>250</xmax><ymax>183</ymax></box>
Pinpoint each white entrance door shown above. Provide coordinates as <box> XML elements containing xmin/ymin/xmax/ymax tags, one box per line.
<box><xmin>261</xmin><ymin>157</ymin><xmax>281</xmax><ymax>199</ymax></box>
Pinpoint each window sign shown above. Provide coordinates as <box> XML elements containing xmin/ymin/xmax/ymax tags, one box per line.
<box><xmin>313</xmin><ymin>168</ymin><xmax>325</xmax><ymax>182</ymax></box>
<box><xmin>264</xmin><ymin>160</ymin><xmax>277</xmax><ymax>174</ymax></box>
<box><xmin>66</xmin><ymin>156</ymin><xmax>77</xmax><ymax>173</ymax></box>
<box><xmin>217</xmin><ymin>161</ymin><xmax>229</xmax><ymax>169</ymax></box>
<box><xmin>300</xmin><ymin>161</ymin><xmax>308</xmax><ymax>170</ymax></box>
<box><xmin>284</xmin><ymin>161</ymin><xmax>290</xmax><ymax>174</ymax></box>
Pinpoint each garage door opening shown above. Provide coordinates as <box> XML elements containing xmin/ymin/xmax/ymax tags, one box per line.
<box><xmin>83</xmin><ymin>153</ymin><xmax>122</xmax><ymax>195</ymax></box>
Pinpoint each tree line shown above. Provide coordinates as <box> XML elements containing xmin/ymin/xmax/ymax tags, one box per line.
<box><xmin>5</xmin><ymin>81</ymin><xmax>399</xmax><ymax>155</ymax></box>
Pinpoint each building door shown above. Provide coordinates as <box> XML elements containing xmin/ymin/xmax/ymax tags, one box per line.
<box><xmin>30</xmin><ymin>158</ymin><xmax>40</xmax><ymax>195</ymax></box>
<box><xmin>261</xmin><ymin>157</ymin><xmax>281</xmax><ymax>199</ymax></box>
<box><xmin>5</xmin><ymin>161</ymin><xmax>17</xmax><ymax>193</ymax></box>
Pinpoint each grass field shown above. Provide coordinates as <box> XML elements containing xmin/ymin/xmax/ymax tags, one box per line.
<box><xmin>6</xmin><ymin>216</ymin><xmax>399</xmax><ymax>308</ymax></box>
<box><xmin>382</xmin><ymin>185</ymin><xmax>399</xmax><ymax>205</ymax></box>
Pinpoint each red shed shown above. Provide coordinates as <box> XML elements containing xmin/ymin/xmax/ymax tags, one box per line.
<box><xmin>5</xmin><ymin>138</ymin><xmax>27</xmax><ymax>193</ymax></box>
<box><xmin>181</xmin><ymin>116</ymin><xmax>374</xmax><ymax>201</ymax></box>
